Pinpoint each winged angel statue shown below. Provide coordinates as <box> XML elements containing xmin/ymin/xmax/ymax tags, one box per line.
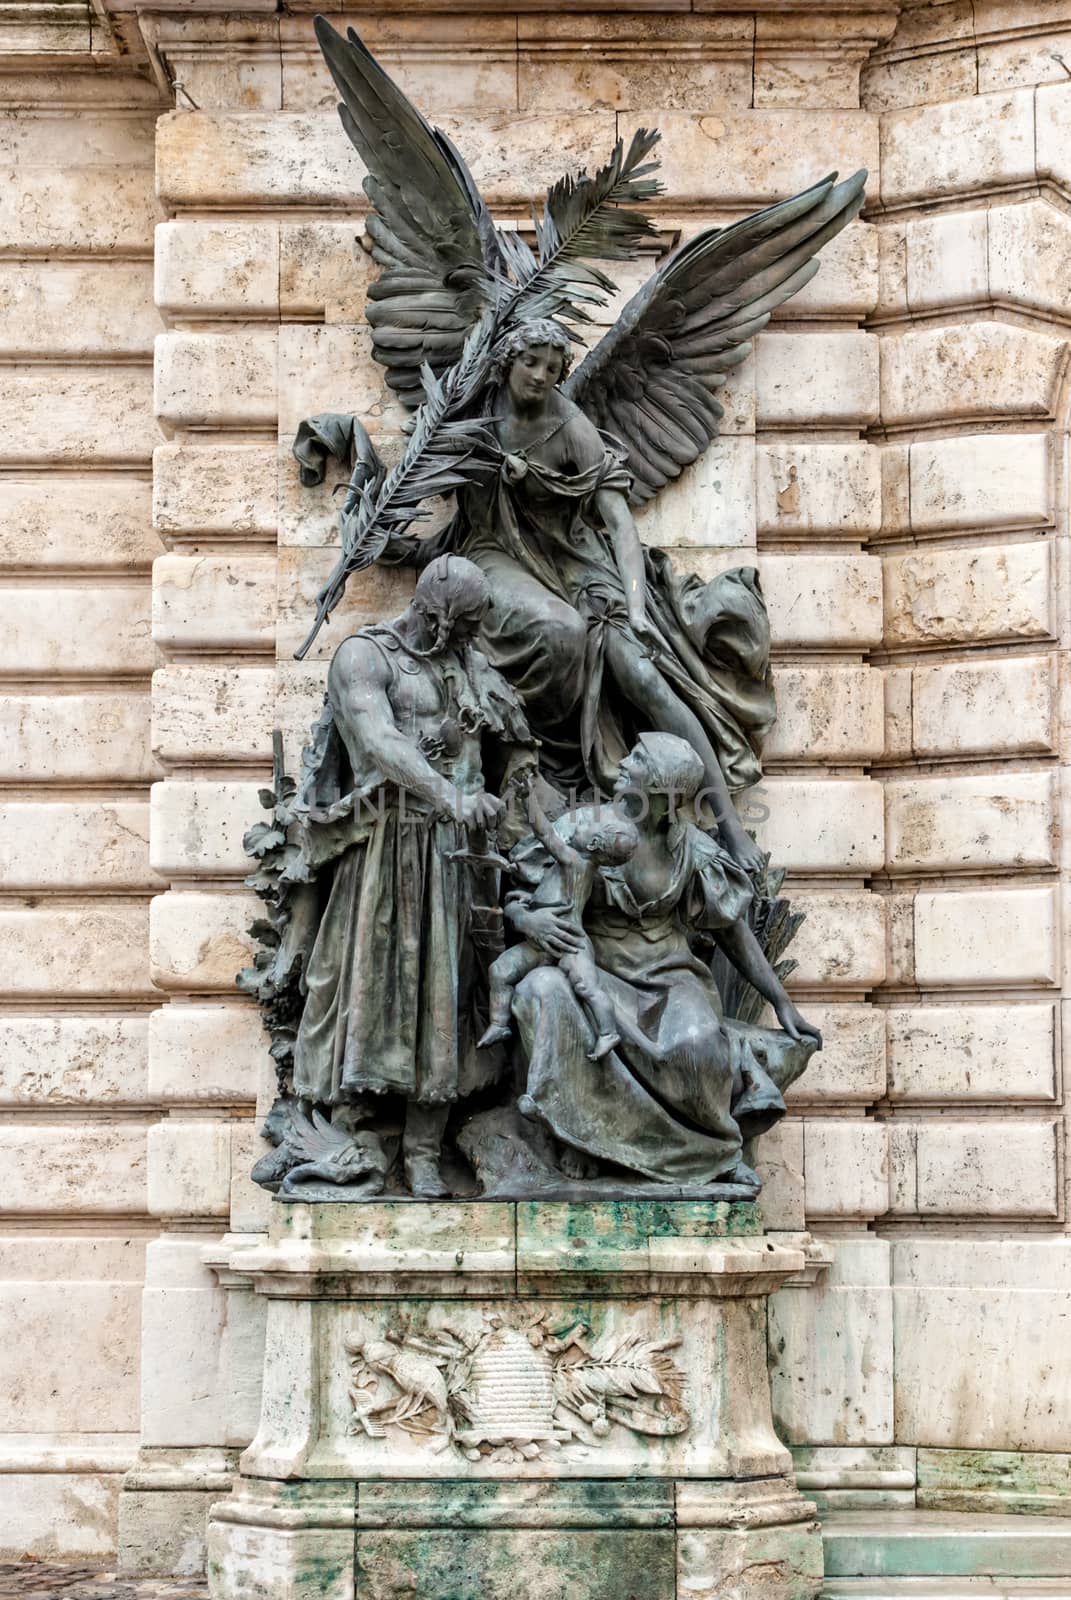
<box><xmin>245</xmin><ymin>17</ymin><xmax>866</xmax><ymax>1201</ymax></box>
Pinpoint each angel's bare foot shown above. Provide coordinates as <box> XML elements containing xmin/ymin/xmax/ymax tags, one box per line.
<box><xmin>478</xmin><ymin>1021</ymin><xmax>511</xmax><ymax>1049</ymax></box>
<box><xmin>588</xmin><ymin>1031</ymin><xmax>619</xmax><ymax>1061</ymax></box>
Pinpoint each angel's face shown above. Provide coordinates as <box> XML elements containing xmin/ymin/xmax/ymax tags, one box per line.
<box><xmin>507</xmin><ymin>343</ymin><xmax>564</xmax><ymax>408</ymax></box>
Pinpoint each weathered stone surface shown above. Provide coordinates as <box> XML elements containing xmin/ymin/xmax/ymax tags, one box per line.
<box><xmin>0</xmin><ymin>1482</ymin><xmax>126</xmax><ymax>1561</ymax></box>
<box><xmin>148</xmin><ymin>1121</ymin><xmax>232</xmax><ymax>1219</ymax></box>
<box><xmin>0</xmin><ymin>263</ymin><xmax>161</xmax><ymax>358</ymax></box>
<box><xmin>989</xmin><ymin>196</ymin><xmax>1071</xmax><ymax>319</ymax></box>
<box><xmin>803</xmin><ymin>1118</ymin><xmax>889</xmax><ymax>1220</ymax></box>
<box><xmin>0</xmin><ymin>1124</ymin><xmax>147</xmax><ymax>1215</ymax></box>
<box><xmin>882</xmin><ymin>324</ymin><xmax>1067</xmax><ymax>429</ymax></box>
<box><xmin>880</xmin><ymin>88</ymin><xmax>1035</xmax><ymax>205</ymax></box>
<box><xmin>904</xmin><ymin>209</ymin><xmax>987</xmax><ymax>313</ymax></box>
<box><xmin>152</xmin><ymin>666</ymin><xmax>274</xmax><ymax>765</ymax></box>
<box><xmin>0</xmin><ymin>905</ymin><xmax>153</xmax><ymax>998</ymax></box>
<box><xmin>276</xmin><ymin>547</ymin><xmax>413</xmax><ymax>660</ymax></box>
<box><xmin>519</xmin><ymin>54</ymin><xmax>752</xmax><ymax>117</ymax></box>
<box><xmin>0</xmin><ymin>801</ymin><xmax>158</xmax><ymax>892</ymax></box>
<box><xmin>785</xmin><ymin>1005</ymin><xmax>886</xmax><ymax>1104</ymax></box>
<box><xmin>882</xmin><ymin>666</ymin><xmax>912</xmax><ymax>761</ymax></box>
<box><xmin>756</xmin><ymin>778</ymin><xmax>884</xmax><ymax>873</ymax></box>
<box><xmin>153</xmin><ymin>445</ymin><xmax>277</xmax><ymax>538</ymax></box>
<box><xmin>0</xmin><ymin>694</ymin><xmax>155</xmax><ymax>783</ymax></box>
<box><xmin>762</xmin><ymin>554</ymin><xmax>884</xmax><ymax>650</ymax></box>
<box><xmin>756</xmin><ymin>332</ymin><xmax>879</xmax><ymax>428</ymax></box>
<box><xmin>635</xmin><ymin>437</ymin><xmax>755</xmax><ymax>549</ymax></box>
<box><xmin>909</xmin><ymin>433</ymin><xmax>1051</xmax><ymax>533</ymax></box>
<box><xmin>883</xmin><ymin>543</ymin><xmax>1052</xmax><ymax>648</ymax></box>
<box><xmin>155</xmin><ymin>222</ymin><xmax>280</xmax><ymax>317</ymax></box>
<box><xmin>886</xmin><ymin>1002</ymin><xmax>1056</xmax><ymax>1102</ymax></box>
<box><xmin>917</xmin><ymin>1446</ymin><xmax>1071</xmax><ymax>1517</ymax></box>
<box><xmin>0</xmin><ymin>1015</ymin><xmax>149</xmax><ymax>1107</ymax></box>
<box><xmin>0</xmin><ymin>369</ymin><xmax>156</xmax><ymax>465</ymax></box>
<box><xmin>277</xmin><ymin>323</ymin><xmax>397</xmax><ymax>436</ymax></box>
<box><xmin>149</xmin><ymin>782</ymin><xmax>264</xmax><ymax>879</ymax></box>
<box><xmin>0</xmin><ymin>166</ymin><xmax>159</xmax><ymax>255</ymax></box>
<box><xmin>884</xmin><ymin>772</ymin><xmax>1056</xmax><ymax>873</ymax></box>
<box><xmin>914</xmin><ymin>887</ymin><xmax>1059</xmax><ymax>988</ymax></box>
<box><xmin>148</xmin><ymin>1005</ymin><xmax>264</xmax><ymax>1104</ymax></box>
<box><xmin>152</xmin><ymin>555</ymin><xmax>275</xmax><ymax>654</ymax></box>
<box><xmin>0</xmin><ymin>587</ymin><xmax>154</xmax><ymax>677</ymax></box>
<box><xmin>149</xmin><ymin>890</ymin><xmax>258</xmax><ymax>993</ymax></box>
<box><xmin>892</xmin><ymin>1238</ymin><xmax>1071</xmax><ymax>1450</ymax></box>
<box><xmin>890</xmin><ymin>1119</ymin><xmax>1060</xmax><ymax>1218</ymax></box>
<box><xmin>279</xmin><ymin>220</ymin><xmax>375</xmax><ymax>320</ymax></box>
<box><xmin>756</xmin><ymin>442</ymin><xmax>881</xmax><ymax>539</ymax></box>
<box><xmin>155</xmin><ymin>333</ymin><xmax>277</xmax><ymax>432</ymax></box>
<box><xmin>755</xmin><ymin>1117</ymin><xmax>804</xmax><ymax>1231</ymax></box>
<box><xmin>140</xmin><ymin>1238</ymin><xmax>229</xmax><ymax>1448</ymax></box>
<box><xmin>763</xmin><ymin>667</ymin><xmax>884</xmax><ymax>763</ymax></box>
<box><xmin>787</xmin><ymin>892</ymin><xmax>886</xmax><ymax>990</ymax></box>
<box><xmin>0</xmin><ymin>475</ymin><xmax>158</xmax><ymax>572</ymax></box>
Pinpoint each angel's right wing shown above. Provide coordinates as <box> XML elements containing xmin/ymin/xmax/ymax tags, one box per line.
<box><xmin>563</xmin><ymin>171</ymin><xmax>867</xmax><ymax>504</ymax></box>
<box><xmin>315</xmin><ymin>18</ymin><xmax>501</xmax><ymax>404</ymax></box>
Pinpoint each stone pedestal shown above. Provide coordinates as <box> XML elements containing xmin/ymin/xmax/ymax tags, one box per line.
<box><xmin>206</xmin><ymin>1200</ymin><xmax>823</xmax><ymax>1600</ymax></box>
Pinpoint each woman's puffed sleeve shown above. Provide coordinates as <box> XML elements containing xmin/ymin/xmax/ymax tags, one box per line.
<box><xmin>683</xmin><ymin>828</ymin><xmax>753</xmax><ymax>932</ymax></box>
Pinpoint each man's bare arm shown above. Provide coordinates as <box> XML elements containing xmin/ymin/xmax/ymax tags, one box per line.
<box><xmin>329</xmin><ymin>637</ymin><xmax>458</xmax><ymax>816</ymax></box>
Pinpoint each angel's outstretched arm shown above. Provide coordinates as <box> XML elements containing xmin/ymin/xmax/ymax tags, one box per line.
<box><xmin>595</xmin><ymin>485</ymin><xmax>649</xmax><ymax>636</ymax></box>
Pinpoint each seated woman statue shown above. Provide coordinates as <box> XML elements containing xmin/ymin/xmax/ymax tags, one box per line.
<box><xmin>505</xmin><ymin>732</ymin><xmax>823</xmax><ymax>1189</ymax></box>
<box><xmin>396</xmin><ymin>318</ymin><xmax>775</xmax><ymax>875</ymax></box>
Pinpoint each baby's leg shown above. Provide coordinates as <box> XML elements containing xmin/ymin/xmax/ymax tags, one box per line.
<box><xmin>478</xmin><ymin>942</ymin><xmax>544</xmax><ymax>1048</ymax></box>
<box><xmin>560</xmin><ymin>950</ymin><xmax>620</xmax><ymax>1061</ymax></box>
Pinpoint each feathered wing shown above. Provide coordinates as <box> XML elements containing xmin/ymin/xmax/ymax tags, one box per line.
<box><xmin>563</xmin><ymin>170</ymin><xmax>868</xmax><ymax>504</ymax></box>
<box><xmin>315</xmin><ymin>16</ymin><xmax>500</xmax><ymax>403</ymax></box>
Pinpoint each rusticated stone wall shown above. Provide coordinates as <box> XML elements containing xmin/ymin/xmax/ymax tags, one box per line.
<box><xmin>1</xmin><ymin>0</ymin><xmax>1070</xmax><ymax>1565</ymax></box>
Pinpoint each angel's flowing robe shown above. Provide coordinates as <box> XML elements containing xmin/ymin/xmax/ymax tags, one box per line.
<box><xmin>454</xmin><ymin>445</ymin><xmax>776</xmax><ymax>795</ymax></box>
<box><xmin>510</xmin><ymin>823</ymin><xmax>815</xmax><ymax>1184</ymax></box>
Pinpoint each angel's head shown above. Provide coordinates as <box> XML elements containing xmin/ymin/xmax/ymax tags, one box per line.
<box><xmin>491</xmin><ymin>318</ymin><xmax>573</xmax><ymax>406</ymax></box>
<box><xmin>410</xmin><ymin>554</ymin><xmax>491</xmax><ymax>653</ymax></box>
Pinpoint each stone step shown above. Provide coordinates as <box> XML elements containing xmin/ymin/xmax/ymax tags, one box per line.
<box><xmin>822</xmin><ymin>1513</ymin><xmax>1071</xmax><ymax>1581</ymax></box>
<box><xmin>825</xmin><ymin>1585</ymin><xmax>1071</xmax><ymax>1600</ymax></box>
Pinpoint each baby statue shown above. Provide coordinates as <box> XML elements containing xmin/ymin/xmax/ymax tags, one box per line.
<box><xmin>478</xmin><ymin>789</ymin><xmax>638</xmax><ymax>1064</ymax></box>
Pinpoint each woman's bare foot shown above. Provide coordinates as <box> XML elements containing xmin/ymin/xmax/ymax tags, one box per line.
<box><xmin>588</xmin><ymin>1031</ymin><xmax>620</xmax><ymax>1061</ymax></box>
<box><xmin>478</xmin><ymin>1021</ymin><xmax>511</xmax><ymax>1049</ymax></box>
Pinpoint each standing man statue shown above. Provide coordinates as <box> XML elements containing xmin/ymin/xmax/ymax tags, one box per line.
<box><xmin>286</xmin><ymin>554</ymin><xmax>533</xmax><ymax>1198</ymax></box>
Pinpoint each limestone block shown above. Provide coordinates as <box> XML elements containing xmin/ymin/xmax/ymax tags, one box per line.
<box><xmin>892</xmin><ymin>1237</ymin><xmax>1071</xmax><ymax>1449</ymax></box>
<box><xmin>884</xmin><ymin>772</ymin><xmax>1056</xmax><ymax>873</ymax></box>
<box><xmin>150</xmin><ymin>781</ymin><xmax>263</xmax><ymax>879</ymax></box>
<box><xmin>156</xmin><ymin>109</ymin><xmax>616</xmax><ymax>211</ymax></box>
<box><xmin>0</xmin><ymin>263</ymin><xmax>161</xmax><ymax>358</ymax></box>
<box><xmin>148</xmin><ymin>1004</ymin><xmax>265</xmax><ymax>1104</ymax></box>
<box><xmin>155</xmin><ymin>332</ymin><xmax>277</xmax><ymax>431</ymax></box>
<box><xmin>0</xmin><ymin>1014</ymin><xmax>149</xmax><ymax>1107</ymax></box>
<box><xmin>882</xmin><ymin>667</ymin><xmax>912</xmax><ymax>761</ymax></box>
<box><xmin>880</xmin><ymin>88</ymin><xmax>1035</xmax><ymax>206</ymax></box>
<box><xmin>1037</xmin><ymin>81</ymin><xmax>1071</xmax><ymax>195</ymax></box>
<box><xmin>276</xmin><ymin>659</ymin><xmax>330</xmax><ymax>771</ymax></box>
<box><xmin>785</xmin><ymin>1005</ymin><xmax>886</xmax><ymax>1104</ymax></box>
<box><xmin>914</xmin><ymin>655</ymin><xmax>1055</xmax><ymax>760</ymax></box>
<box><xmin>618</xmin><ymin>111</ymin><xmax>878</xmax><ymax>206</ymax></box>
<box><xmin>0</xmin><ymin>1123</ymin><xmax>147</xmax><ymax>1214</ymax></box>
<box><xmin>884</xmin><ymin>892</ymin><xmax>916</xmax><ymax>989</ymax></box>
<box><xmin>864</xmin><ymin>46</ymin><xmax>979</xmax><ymax>115</ymax></box>
<box><xmin>230</xmin><ymin>1121</ymin><xmax>275</xmax><ymax>1235</ymax></box>
<box><xmin>892</xmin><ymin>1119</ymin><xmax>1060</xmax><ymax>1218</ymax></box>
<box><xmin>755</xmin><ymin>778</ymin><xmax>884</xmax><ymax>873</ymax></box>
<box><xmin>675</xmin><ymin>1521</ymin><xmax>823</xmax><ymax>1599</ymax></box>
<box><xmin>916</xmin><ymin>1444</ymin><xmax>1071</xmax><ymax>1517</ymax></box>
<box><xmin>0</xmin><ymin>368</ymin><xmax>157</xmax><ymax>465</ymax></box>
<box><xmin>755</xmin><ymin>331</ymin><xmax>879</xmax><ymax>428</ymax></box>
<box><xmin>277</xmin><ymin>323</ymin><xmax>398</xmax><ymax>436</ymax></box>
<box><xmin>519</xmin><ymin>54</ymin><xmax>752</xmax><ymax>116</ymax></box>
<box><xmin>760</xmin><ymin>555</ymin><xmax>884</xmax><ymax>650</ymax></box>
<box><xmin>152</xmin><ymin>554</ymin><xmax>276</xmax><ymax>653</ymax></box>
<box><xmin>887</xmin><ymin>1002</ymin><xmax>1056</xmax><ymax>1102</ymax></box>
<box><xmin>909</xmin><ymin>433</ymin><xmax>1050</xmax><ymax>533</ymax></box>
<box><xmin>148</xmin><ymin>1120</ymin><xmax>232</xmax><ymax>1218</ymax></box>
<box><xmin>879</xmin><ymin>442</ymin><xmax>910</xmax><ymax>536</ymax></box>
<box><xmin>880</xmin><ymin>325</ymin><xmax>1067</xmax><ymax>429</ymax></box>
<box><xmin>155</xmin><ymin>221</ymin><xmax>280</xmax><ymax>317</ymax></box>
<box><xmin>0</xmin><ymin>166</ymin><xmax>159</xmax><ymax>255</ymax></box>
<box><xmin>756</xmin><ymin>443</ymin><xmax>881</xmax><ymax>539</ymax></box>
<box><xmin>0</xmin><ymin>801</ymin><xmax>158</xmax><ymax>892</ymax></box>
<box><xmin>0</xmin><ymin>112</ymin><xmax>154</xmax><ymax>167</ymax></box>
<box><xmin>883</xmin><ymin>542</ymin><xmax>1052</xmax><ymax>648</ymax></box>
<box><xmin>989</xmin><ymin>197</ymin><xmax>1071</xmax><ymax>319</ymax></box>
<box><xmin>770</xmin><ymin>221</ymin><xmax>879</xmax><ymax>320</ymax></box>
<box><xmin>0</xmin><ymin>1475</ymin><xmax>121</xmax><ymax>1560</ymax></box>
<box><xmin>153</xmin><ymin>665</ymin><xmax>274</xmax><ymax>765</ymax></box>
<box><xmin>141</xmin><ymin>1236</ymin><xmax>228</xmax><ymax>1447</ymax></box>
<box><xmin>0</xmin><ymin>474</ymin><xmax>158</xmax><ymax>573</ymax></box>
<box><xmin>276</xmin><ymin>547</ymin><xmax>414</xmax><ymax>660</ymax></box>
<box><xmin>280</xmin><ymin>221</ymin><xmax>375</xmax><ymax>321</ymax></box>
<box><xmin>914</xmin><ymin>887</ymin><xmax>1059</xmax><ymax>988</ymax></box>
<box><xmin>153</xmin><ymin>444</ymin><xmax>277</xmax><ymax>537</ymax></box>
<box><xmin>755</xmin><ymin>1118</ymin><xmax>805</xmax><ymax>1232</ymax></box>
<box><xmin>635</xmin><ymin>436</ymin><xmax>755</xmax><ymax>549</ymax></box>
<box><xmin>149</xmin><ymin>889</ymin><xmax>258</xmax><ymax>993</ymax></box>
<box><xmin>763</xmin><ymin>667</ymin><xmax>884</xmax><ymax>763</ymax></box>
<box><xmin>803</xmin><ymin>1118</ymin><xmax>889</xmax><ymax>1220</ymax></box>
<box><xmin>979</xmin><ymin>17</ymin><xmax>1071</xmax><ymax>93</ymax></box>
<box><xmin>769</xmin><ymin>1238</ymin><xmax>893</xmax><ymax>1445</ymax></box>
<box><xmin>786</xmin><ymin>892</ymin><xmax>886</xmax><ymax>990</ymax></box>
<box><xmin>0</xmin><ymin>693</ymin><xmax>155</xmax><ymax>783</ymax></box>
<box><xmin>904</xmin><ymin>210</ymin><xmax>987</xmax><ymax>314</ymax></box>
<box><xmin>0</xmin><ymin>904</ymin><xmax>153</xmax><ymax>998</ymax></box>
<box><xmin>0</xmin><ymin>586</ymin><xmax>154</xmax><ymax>677</ymax></box>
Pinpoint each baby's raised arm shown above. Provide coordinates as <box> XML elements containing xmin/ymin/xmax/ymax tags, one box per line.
<box><xmin>527</xmin><ymin>786</ymin><xmax>583</xmax><ymax>871</ymax></box>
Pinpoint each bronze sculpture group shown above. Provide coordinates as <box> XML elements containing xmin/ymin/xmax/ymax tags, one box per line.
<box><xmin>244</xmin><ymin>17</ymin><xmax>866</xmax><ymax>1201</ymax></box>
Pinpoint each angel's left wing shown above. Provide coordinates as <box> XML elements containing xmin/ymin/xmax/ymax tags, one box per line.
<box><xmin>315</xmin><ymin>17</ymin><xmax>502</xmax><ymax>404</ymax></box>
<box><xmin>562</xmin><ymin>170</ymin><xmax>867</xmax><ymax>504</ymax></box>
